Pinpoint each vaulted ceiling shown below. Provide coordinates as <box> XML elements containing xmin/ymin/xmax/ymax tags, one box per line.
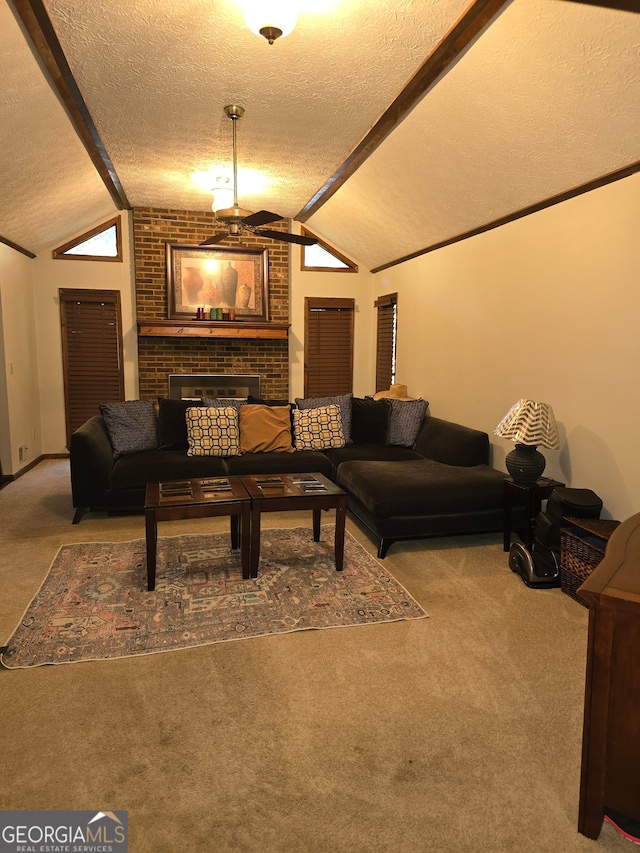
<box><xmin>1</xmin><ymin>0</ymin><xmax>638</xmax><ymax>270</ymax></box>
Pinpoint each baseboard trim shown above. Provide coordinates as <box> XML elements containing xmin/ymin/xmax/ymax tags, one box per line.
<box><xmin>1</xmin><ymin>452</ymin><xmax>70</xmax><ymax>484</ymax></box>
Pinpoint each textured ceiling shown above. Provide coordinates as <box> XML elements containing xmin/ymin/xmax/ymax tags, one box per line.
<box><xmin>0</xmin><ymin>0</ymin><xmax>638</xmax><ymax>265</ymax></box>
<box><xmin>308</xmin><ymin>0</ymin><xmax>640</xmax><ymax>269</ymax></box>
<box><xmin>0</xmin><ymin>1</ymin><xmax>115</xmax><ymax>254</ymax></box>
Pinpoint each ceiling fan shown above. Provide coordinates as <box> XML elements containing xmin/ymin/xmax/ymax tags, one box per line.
<box><xmin>200</xmin><ymin>105</ymin><xmax>317</xmax><ymax>248</ymax></box>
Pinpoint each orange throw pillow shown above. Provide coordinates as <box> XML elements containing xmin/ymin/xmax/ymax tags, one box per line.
<box><xmin>239</xmin><ymin>405</ymin><xmax>294</xmax><ymax>454</ymax></box>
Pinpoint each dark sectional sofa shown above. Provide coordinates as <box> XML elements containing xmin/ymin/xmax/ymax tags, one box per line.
<box><xmin>70</xmin><ymin>396</ymin><xmax>512</xmax><ymax>557</ymax></box>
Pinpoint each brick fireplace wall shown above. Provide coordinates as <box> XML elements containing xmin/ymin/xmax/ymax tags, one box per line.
<box><xmin>133</xmin><ymin>207</ymin><xmax>290</xmax><ymax>400</ymax></box>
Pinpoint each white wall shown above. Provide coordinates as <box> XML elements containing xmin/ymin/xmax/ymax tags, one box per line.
<box><xmin>33</xmin><ymin>211</ymin><xmax>139</xmax><ymax>454</ymax></box>
<box><xmin>0</xmin><ymin>244</ymin><xmax>41</xmax><ymax>475</ymax></box>
<box><xmin>289</xmin><ymin>236</ymin><xmax>374</xmax><ymax>400</ymax></box>
<box><xmin>374</xmin><ymin>173</ymin><xmax>640</xmax><ymax>522</ymax></box>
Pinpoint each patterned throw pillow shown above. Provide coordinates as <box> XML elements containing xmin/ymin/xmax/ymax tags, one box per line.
<box><xmin>99</xmin><ymin>399</ymin><xmax>158</xmax><ymax>459</ymax></box>
<box><xmin>387</xmin><ymin>398</ymin><xmax>429</xmax><ymax>447</ymax></box>
<box><xmin>293</xmin><ymin>404</ymin><xmax>345</xmax><ymax>450</ymax></box>
<box><xmin>186</xmin><ymin>407</ymin><xmax>240</xmax><ymax>457</ymax></box>
<box><xmin>295</xmin><ymin>393</ymin><xmax>353</xmax><ymax>443</ymax></box>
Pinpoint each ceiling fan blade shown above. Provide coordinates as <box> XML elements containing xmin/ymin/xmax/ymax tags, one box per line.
<box><xmin>200</xmin><ymin>233</ymin><xmax>228</xmax><ymax>246</ymax></box>
<box><xmin>242</xmin><ymin>210</ymin><xmax>284</xmax><ymax>227</ymax></box>
<box><xmin>255</xmin><ymin>229</ymin><xmax>318</xmax><ymax>246</ymax></box>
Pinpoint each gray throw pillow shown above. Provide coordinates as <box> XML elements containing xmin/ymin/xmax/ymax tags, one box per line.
<box><xmin>201</xmin><ymin>397</ymin><xmax>248</xmax><ymax>413</ymax></box>
<box><xmin>387</xmin><ymin>398</ymin><xmax>429</xmax><ymax>447</ymax></box>
<box><xmin>295</xmin><ymin>393</ymin><xmax>353</xmax><ymax>443</ymax></box>
<box><xmin>99</xmin><ymin>399</ymin><xmax>158</xmax><ymax>459</ymax></box>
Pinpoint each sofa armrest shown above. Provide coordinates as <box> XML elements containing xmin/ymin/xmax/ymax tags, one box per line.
<box><xmin>69</xmin><ymin>416</ymin><xmax>114</xmax><ymax>512</ymax></box>
<box><xmin>414</xmin><ymin>416</ymin><xmax>490</xmax><ymax>467</ymax></box>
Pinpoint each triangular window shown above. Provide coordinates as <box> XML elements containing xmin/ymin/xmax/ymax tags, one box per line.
<box><xmin>301</xmin><ymin>229</ymin><xmax>358</xmax><ymax>273</ymax></box>
<box><xmin>53</xmin><ymin>216</ymin><xmax>122</xmax><ymax>261</ymax></box>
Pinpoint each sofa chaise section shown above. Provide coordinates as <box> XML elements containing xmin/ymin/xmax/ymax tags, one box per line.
<box><xmin>335</xmin><ymin>417</ymin><xmax>508</xmax><ymax>556</ymax></box>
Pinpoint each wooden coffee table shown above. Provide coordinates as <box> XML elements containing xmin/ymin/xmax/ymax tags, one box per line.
<box><xmin>239</xmin><ymin>472</ymin><xmax>347</xmax><ymax>578</ymax></box>
<box><xmin>144</xmin><ymin>476</ymin><xmax>251</xmax><ymax>590</ymax></box>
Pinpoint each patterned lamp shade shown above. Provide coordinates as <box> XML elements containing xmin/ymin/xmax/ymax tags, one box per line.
<box><xmin>494</xmin><ymin>400</ymin><xmax>559</xmax><ymax>484</ymax></box>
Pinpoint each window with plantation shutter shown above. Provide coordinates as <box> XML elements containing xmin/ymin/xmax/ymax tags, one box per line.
<box><xmin>375</xmin><ymin>293</ymin><xmax>397</xmax><ymax>393</ymax></box>
<box><xmin>304</xmin><ymin>297</ymin><xmax>354</xmax><ymax>397</ymax></box>
<box><xmin>60</xmin><ymin>289</ymin><xmax>125</xmax><ymax>446</ymax></box>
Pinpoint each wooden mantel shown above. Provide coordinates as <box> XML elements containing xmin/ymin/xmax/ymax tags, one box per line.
<box><xmin>137</xmin><ymin>319</ymin><xmax>290</xmax><ymax>340</ymax></box>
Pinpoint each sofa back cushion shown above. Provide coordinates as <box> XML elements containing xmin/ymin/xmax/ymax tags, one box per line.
<box><xmin>414</xmin><ymin>416</ymin><xmax>490</xmax><ymax>467</ymax></box>
<box><xmin>186</xmin><ymin>407</ymin><xmax>240</xmax><ymax>457</ymax></box>
<box><xmin>248</xmin><ymin>395</ymin><xmax>291</xmax><ymax>407</ymax></box>
<box><xmin>350</xmin><ymin>398</ymin><xmax>391</xmax><ymax>446</ymax></box>
<box><xmin>201</xmin><ymin>397</ymin><xmax>248</xmax><ymax>414</ymax></box>
<box><xmin>239</xmin><ymin>405</ymin><xmax>294</xmax><ymax>454</ymax></box>
<box><xmin>158</xmin><ymin>398</ymin><xmax>201</xmax><ymax>451</ymax></box>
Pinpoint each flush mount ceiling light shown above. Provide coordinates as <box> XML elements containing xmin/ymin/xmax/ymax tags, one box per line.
<box><xmin>242</xmin><ymin>1</ymin><xmax>298</xmax><ymax>44</ymax></box>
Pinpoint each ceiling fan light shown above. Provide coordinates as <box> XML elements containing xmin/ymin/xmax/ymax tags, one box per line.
<box><xmin>243</xmin><ymin>1</ymin><xmax>297</xmax><ymax>43</ymax></box>
<box><xmin>211</xmin><ymin>179</ymin><xmax>233</xmax><ymax>213</ymax></box>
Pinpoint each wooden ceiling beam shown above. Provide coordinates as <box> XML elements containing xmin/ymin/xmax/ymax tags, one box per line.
<box><xmin>297</xmin><ymin>0</ymin><xmax>512</xmax><ymax>222</ymax></box>
<box><xmin>9</xmin><ymin>0</ymin><xmax>130</xmax><ymax>210</ymax></box>
<box><xmin>0</xmin><ymin>234</ymin><xmax>36</xmax><ymax>259</ymax></box>
<box><xmin>560</xmin><ymin>1</ymin><xmax>640</xmax><ymax>12</ymax></box>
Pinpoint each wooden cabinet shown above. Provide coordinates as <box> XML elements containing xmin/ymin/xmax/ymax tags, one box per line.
<box><xmin>577</xmin><ymin>512</ymin><xmax>640</xmax><ymax>839</ymax></box>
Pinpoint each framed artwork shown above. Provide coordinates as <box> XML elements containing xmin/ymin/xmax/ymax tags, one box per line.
<box><xmin>166</xmin><ymin>244</ymin><xmax>269</xmax><ymax>321</ymax></box>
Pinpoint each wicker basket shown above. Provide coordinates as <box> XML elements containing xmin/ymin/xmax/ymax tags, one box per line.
<box><xmin>560</xmin><ymin>518</ymin><xmax>620</xmax><ymax>605</ymax></box>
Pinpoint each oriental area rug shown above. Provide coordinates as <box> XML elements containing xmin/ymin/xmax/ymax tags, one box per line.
<box><xmin>1</xmin><ymin>527</ymin><xmax>427</xmax><ymax>668</ymax></box>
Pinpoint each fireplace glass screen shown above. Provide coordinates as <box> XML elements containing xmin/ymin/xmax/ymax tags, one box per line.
<box><xmin>168</xmin><ymin>374</ymin><xmax>260</xmax><ymax>401</ymax></box>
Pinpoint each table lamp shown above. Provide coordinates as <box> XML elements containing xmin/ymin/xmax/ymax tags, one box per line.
<box><xmin>494</xmin><ymin>399</ymin><xmax>559</xmax><ymax>484</ymax></box>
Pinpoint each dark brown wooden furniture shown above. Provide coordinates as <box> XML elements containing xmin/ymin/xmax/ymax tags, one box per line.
<box><xmin>560</xmin><ymin>517</ymin><xmax>620</xmax><ymax>604</ymax></box>
<box><xmin>502</xmin><ymin>477</ymin><xmax>564</xmax><ymax>551</ymax></box>
<box><xmin>577</xmin><ymin>511</ymin><xmax>640</xmax><ymax>839</ymax></box>
<box><xmin>144</xmin><ymin>476</ymin><xmax>251</xmax><ymax>590</ymax></box>
<box><xmin>240</xmin><ymin>473</ymin><xmax>347</xmax><ymax>578</ymax></box>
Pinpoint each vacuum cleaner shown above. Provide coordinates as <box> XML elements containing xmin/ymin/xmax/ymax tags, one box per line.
<box><xmin>509</xmin><ymin>487</ymin><xmax>603</xmax><ymax>588</ymax></box>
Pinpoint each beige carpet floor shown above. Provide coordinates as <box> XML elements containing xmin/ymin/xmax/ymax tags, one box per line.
<box><xmin>0</xmin><ymin>460</ymin><xmax>629</xmax><ymax>852</ymax></box>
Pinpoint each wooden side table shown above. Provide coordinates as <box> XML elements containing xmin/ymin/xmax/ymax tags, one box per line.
<box><xmin>144</xmin><ymin>476</ymin><xmax>251</xmax><ymax>590</ymax></box>
<box><xmin>240</xmin><ymin>472</ymin><xmax>347</xmax><ymax>579</ymax></box>
<box><xmin>503</xmin><ymin>477</ymin><xmax>564</xmax><ymax>552</ymax></box>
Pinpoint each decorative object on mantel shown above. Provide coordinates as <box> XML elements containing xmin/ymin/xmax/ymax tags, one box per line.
<box><xmin>0</xmin><ymin>528</ymin><xmax>427</xmax><ymax>668</ymax></box>
<box><xmin>166</xmin><ymin>243</ymin><xmax>268</xmax><ymax>321</ymax></box>
<box><xmin>494</xmin><ymin>399</ymin><xmax>559</xmax><ymax>484</ymax></box>
<box><xmin>200</xmin><ymin>105</ymin><xmax>317</xmax><ymax>247</ymax></box>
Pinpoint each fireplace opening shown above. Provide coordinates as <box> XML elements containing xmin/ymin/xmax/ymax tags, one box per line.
<box><xmin>168</xmin><ymin>374</ymin><xmax>261</xmax><ymax>401</ymax></box>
